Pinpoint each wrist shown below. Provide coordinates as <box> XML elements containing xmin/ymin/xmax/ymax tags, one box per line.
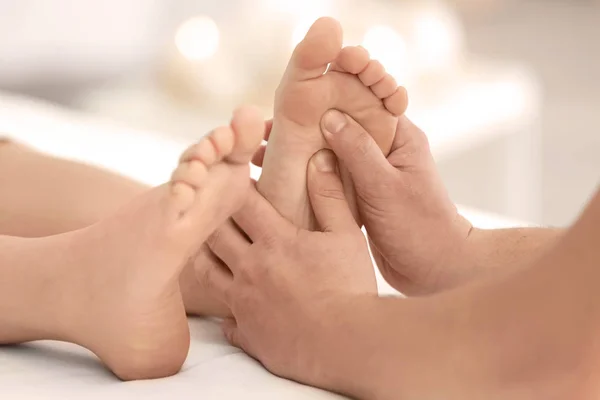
<box><xmin>427</xmin><ymin>212</ymin><xmax>477</xmax><ymax>292</ymax></box>
<box><xmin>306</xmin><ymin>295</ymin><xmax>395</xmax><ymax>400</ymax></box>
<box><xmin>461</xmin><ymin>226</ymin><xmax>564</xmax><ymax>283</ymax></box>
<box><xmin>451</xmin><ymin>226</ymin><xmax>499</xmax><ymax>285</ymax></box>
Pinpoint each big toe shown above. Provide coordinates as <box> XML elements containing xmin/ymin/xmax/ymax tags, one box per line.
<box><xmin>286</xmin><ymin>17</ymin><xmax>343</xmax><ymax>81</ymax></box>
<box><xmin>227</xmin><ymin>106</ymin><xmax>265</xmax><ymax>164</ymax></box>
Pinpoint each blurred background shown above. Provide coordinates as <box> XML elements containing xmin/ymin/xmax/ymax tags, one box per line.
<box><xmin>0</xmin><ymin>0</ymin><xmax>598</xmax><ymax>226</ymax></box>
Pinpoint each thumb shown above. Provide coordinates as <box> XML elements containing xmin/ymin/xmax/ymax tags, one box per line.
<box><xmin>222</xmin><ymin>318</ymin><xmax>253</xmax><ymax>356</ymax></box>
<box><xmin>307</xmin><ymin>149</ymin><xmax>358</xmax><ymax>232</ymax></box>
<box><xmin>320</xmin><ymin>110</ymin><xmax>394</xmax><ymax>186</ymax></box>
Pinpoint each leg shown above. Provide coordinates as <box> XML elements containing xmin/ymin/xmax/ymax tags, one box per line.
<box><xmin>0</xmin><ymin>137</ymin><xmax>230</xmax><ymax>317</ymax></box>
<box><xmin>0</xmin><ymin>107</ymin><xmax>263</xmax><ymax>379</ymax></box>
<box><xmin>0</xmin><ymin>140</ymin><xmax>146</xmax><ymax>237</ymax></box>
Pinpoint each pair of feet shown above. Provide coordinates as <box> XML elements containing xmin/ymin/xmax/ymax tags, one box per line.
<box><xmin>183</xmin><ymin>16</ymin><xmax>409</xmax><ymax>317</ymax></box>
<box><xmin>13</xmin><ymin>17</ymin><xmax>412</xmax><ymax>380</ymax></box>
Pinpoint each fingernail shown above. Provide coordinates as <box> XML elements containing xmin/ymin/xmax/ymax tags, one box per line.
<box><xmin>312</xmin><ymin>149</ymin><xmax>336</xmax><ymax>172</ymax></box>
<box><xmin>323</xmin><ymin>110</ymin><xmax>348</xmax><ymax>135</ymax></box>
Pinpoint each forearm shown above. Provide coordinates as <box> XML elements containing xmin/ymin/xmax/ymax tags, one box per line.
<box><xmin>311</xmin><ymin>295</ymin><xmax>453</xmax><ymax>400</ymax></box>
<box><xmin>0</xmin><ymin>140</ymin><xmax>147</xmax><ymax>237</ymax></box>
<box><xmin>321</xmin><ymin>190</ymin><xmax>600</xmax><ymax>399</ymax></box>
<box><xmin>460</xmin><ymin>226</ymin><xmax>564</xmax><ymax>282</ymax></box>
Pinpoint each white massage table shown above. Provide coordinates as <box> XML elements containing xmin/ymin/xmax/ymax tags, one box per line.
<box><xmin>0</xmin><ymin>93</ymin><xmax>526</xmax><ymax>399</ymax></box>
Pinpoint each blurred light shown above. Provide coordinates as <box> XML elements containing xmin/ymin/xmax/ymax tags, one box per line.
<box><xmin>175</xmin><ymin>16</ymin><xmax>220</xmax><ymax>61</ymax></box>
<box><xmin>267</xmin><ymin>0</ymin><xmax>327</xmax><ymax>16</ymax></box>
<box><xmin>362</xmin><ymin>25</ymin><xmax>410</xmax><ymax>82</ymax></box>
<box><xmin>411</xmin><ymin>79</ymin><xmax>530</xmax><ymax>157</ymax></box>
<box><xmin>272</xmin><ymin>0</ymin><xmax>332</xmax><ymax>50</ymax></box>
<box><xmin>413</xmin><ymin>10</ymin><xmax>462</xmax><ymax>70</ymax></box>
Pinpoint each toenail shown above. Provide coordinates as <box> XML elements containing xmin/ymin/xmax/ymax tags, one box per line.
<box><xmin>312</xmin><ymin>149</ymin><xmax>336</xmax><ymax>172</ymax></box>
<box><xmin>323</xmin><ymin>110</ymin><xmax>348</xmax><ymax>134</ymax></box>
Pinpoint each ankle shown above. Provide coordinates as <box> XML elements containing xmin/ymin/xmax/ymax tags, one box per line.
<box><xmin>37</xmin><ymin>233</ymin><xmax>85</xmax><ymax>342</ymax></box>
<box><xmin>0</xmin><ymin>234</ymin><xmax>79</xmax><ymax>343</ymax></box>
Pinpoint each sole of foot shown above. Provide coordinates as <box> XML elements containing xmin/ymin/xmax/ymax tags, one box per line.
<box><xmin>182</xmin><ymin>17</ymin><xmax>410</xmax><ymax>317</ymax></box>
<box><xmin>258</xmin><ymin>17</ymin><xmax>409</xmax><ymax>228</ymax></box>
<box><xmin>60</xmin><ymin>106</ymin><xmax>263</xmax><ymax>380</ymax></box>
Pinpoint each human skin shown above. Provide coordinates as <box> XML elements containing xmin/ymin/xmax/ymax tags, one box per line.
<box><xmin>254</xmin><ymin>110</ymin><xmax>563</xmax><ymax>294</ymax></box>
<box><xmin>0</xmin><ymin>107</ymin><xmax>264</xmax><ymax>380</ymax></box>
<box><xmin>203</xmin><ymin>149</ymin><xmax>600</xmax><ymax>399</ymax></box>
<box><xmin>0</xmin><ymin>137</ymin><xmax>231</xmax><ymax>317</ymax></box>
<box><xmin>0</xmin><ymin>98</ymin><xmax>562</xmax><ymax>311</ymax></box>
<box><xmin>189</xmin><ymin>17</ymin><xmax>408</xmax><ymax>310</ymax></box>
<box><xmin>0</xmin><ymin>139</ymin><xmax>146</xmax><ymax>237</ymax></box>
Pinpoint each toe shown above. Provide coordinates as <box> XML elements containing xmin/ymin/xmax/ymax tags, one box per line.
<box><xmin>383</xmin><ymin>87</ymin><xmax>409</xmax><ymax>116</ymax></box>
<box><xmin>180</xmin><ymin>126</ymin><xmax>233</xmax><ymax>166</ymax></box>
<box><xmin>228</xmin><ymin>106</ymin><xmax>265</xmax><ymax>164</ymax></box>
<box><xmin>371</xmin><ymin>74</ymin><xmax>398</xmax><ymax>99</ymax></box>
<box><xmin>171</xmin><ymin>161</ymin><xmax>209</xmax><ymax>189</ymax></box>
<box><xmin>328</xmin><ymin>61</ymin><xmax>346</xmax><ymax>73</ymax></box>
<box><xmin>207</xmin><ymin>126</ymin><xmax>235</xmax><ymax>163</ymax></box>
<box><xmin>170</xmin><ymin>182</ymin><xmax>196</xmax><ymax>217</ymax></box>
<box><xmin>334</xmin><ymin>46</ymin><xmax>370</xmax><ymax>74</ymax></box>
<box><xmin>358</xmin><ymin>60</ymin><xmax>386</xmax><ymax>87</ymax></box>
<box><xmin>286</xmin><ymin>17</ymin><xmax>343</xmax><ymax>81</ymax></box>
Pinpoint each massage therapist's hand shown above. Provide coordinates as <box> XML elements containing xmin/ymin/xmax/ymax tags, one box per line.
<box><xmin>199</xmin><ymin>149</ymin><xmax>377</xmax><ymax>392</ymax></box>
<box><xmin>319</xmin><ymin>111</ymin><xmax>474</xmax><ymax>295</ymax></box>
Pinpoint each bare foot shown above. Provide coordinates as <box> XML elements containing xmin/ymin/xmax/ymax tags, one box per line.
<box><xmin>181</xmin><ymin>18</ymin><xmax>408</xmax><ymax>315</ymax></box>
<box><xmin>60</xmin><ymin>107</ymin><xmax>263</xmax><ymax>379</ymax></box>
<box><xmin>258</xmin><ymin>17</ymin><xmax>408</xmax><ymax>228</ymax></box>
<box><xmin>183</xmin><ymin>17</ymin><xmax>408</xmax><ymax>317</ymax></box>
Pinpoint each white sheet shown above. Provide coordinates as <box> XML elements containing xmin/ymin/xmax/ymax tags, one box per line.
<box><xmin>0</xmin><ymin>319</ymin><xmax>345</xmax><ymax>400</ymax></box>
<box><xmin>0</xmin><ymin>93</ymin><xmax>526</xmax><ymax>399</ymax></box>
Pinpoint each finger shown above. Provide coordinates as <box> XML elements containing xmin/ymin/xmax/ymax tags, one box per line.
<box><xmin>207</xmin><ymin>219</ymin><xmax>251</xmax><ymax>270</ymax></box>
<box><xmin>307</xmin><ymin>150</ymin><xmax>359</xmax><ymax>232</ymax></box>
<box><xmin>337</xmin><ymin>163</ymin><xmax>361</xmax><ymax>224</ymax></box>
<box><xmin>233</xmin><ymin>182</ymin><xmax>293</xmax><ymax>242</ymax></box>
<box><xmin>251</xmin><ymin>144</ymin><xmax>267</xmax><ymax>167</ymax></box>
<box><xmin>196</xmin><ymin>258</ymin><xmax>234</xmax><ymax>307</ymax></box>
<box><xmin>252</xmin><ymin>119</ymin><xmax>272</xmax><ymax>167</ymax></box>
<box><xmin>222</xmin><ymin>318</ymin><xmax>242</xmax><ymax>348</ymax></box>
<box><xmin>263</xmin><ymin>119</ymin><xmax>273</xmax><ymax>141</ymax></box>
<box><xmin>320</xmin><ymin>110</ymin><xmax>395</xmax><ymax>186</ymax></box>
<box><xmin>222</xmin><ymin>318</ymin><xmax>256</xmax><ymax>359</ymax></box>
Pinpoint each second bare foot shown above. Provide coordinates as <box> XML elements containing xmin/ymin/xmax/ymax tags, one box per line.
<box><xmin>259</xmin><ymin>17</ymin><xmax>408</xmax><ymax>228</ymax></box>
<box><xmin>55</xmin><ymin>107</ymin><xmax>263</xmax><ymax>379</ymax></box>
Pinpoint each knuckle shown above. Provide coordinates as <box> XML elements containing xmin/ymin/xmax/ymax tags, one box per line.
<box><xmin>247</xmin><ymin>256</ymin><xmax>267</xmax><ymax>279</ymax></box>
<box><xmin>357</xmin><ymin>173</ymin><xmax>400</xmax><ymax>202</ymax></box>
<box><xmin>230</xmin><ymin>252</ymin><xmax>245</xmax><ymax>270</ymax></box>
<box><xmin>237</xmin><ymin>261</ymin><xmax>253</xmax><ymax>281</ymax></box>
<box><xmin>237</xmin><ymin>255</ymin><xmax>262</xmax><ymax>282</ymax></box>
<box><xmin>196</xmin><ymin>263</ymin><xmax>214</xmax><ymax>289</ymax></box>
<box><xmin>316</xmin><ymin>186</ymin><xmax>346</xmax><ymax>202</ymax></box>
<box><xmin>259</xmin><ymin>231</ymin><xmax>280</xmax><ymax>250</ymax></box>
<box><xmin>205</xmin><ymin>230</ymin><xmax>221</xmax><ymax>252</ymax></box>
<box><xmin>350</xmin><ymin>133</ymin><xmax>373</xmax><ymax>161</ymax></box>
